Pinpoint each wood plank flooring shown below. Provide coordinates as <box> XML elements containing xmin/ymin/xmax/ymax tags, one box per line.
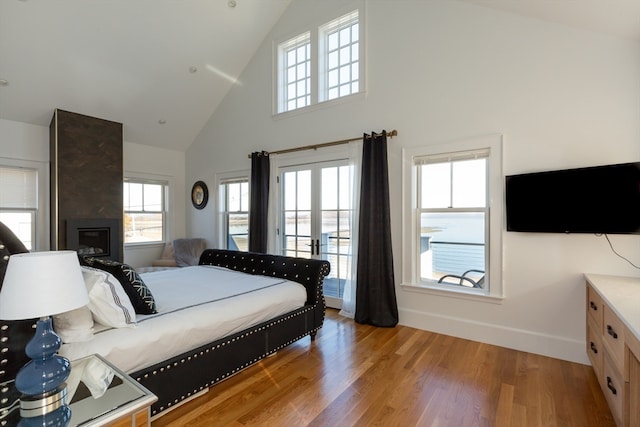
<box><xmin>151</xmin><ymin>309</ymin><xmax>615</xmax><ymax>427</ymax></box>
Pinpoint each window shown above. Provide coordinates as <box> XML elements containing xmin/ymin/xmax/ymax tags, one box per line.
<box><xmin>319</xmin><ymin>10</ymin><xmax>359</xmax><ymax>102</ymax></box>
<box><xmin>219</xmin><ymin>178</ymin><xmax>249</xmax><ymax>251</ymax></box>
<box><xmin>276</xmin><ymin>8</ymin><xmax>362</xmax><ymax>114</ymax></box>
<box><xmin>279</xmin><ymin>32</ymin><xmax>311</xmax><ymax>112</ymax></box>
<box><xmin>417</xmin><ymin>151</ymin><xmax>488</xmax><ymax>288</ymax></box>
<box><xmin>123</xmin><ymin>180</ymin><xmax>166</xmax><ymax>244</ymax></box>
<box><xmin>402</xmin><ymin>135</ymin><xmax>503</xmax><ymax>299</ymax></box>
<box><xmin>0</xmin><ymin>166</ymin><xmax>37</xmax><ymax>250</ymax></box>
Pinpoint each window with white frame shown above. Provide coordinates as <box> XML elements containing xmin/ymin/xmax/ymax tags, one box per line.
<box><xmin>219</xmin><ymin>178</ymin><xmax>249</xmax><ymax>251</ymax></box>
<box><xmin>402</xmin><ymin>135</ymin><xmax>503</xmax><ymax>299</ymax></box>
<box><xmin>276</xmin><ymin>8</ymin><xmax>362</xmax><ymax>114</ymax></box>
<box><xmin>123</xmin><ymin>180</ymin><xmax>167</xmax><ymax>244</ymax></box>
<box><xmin>417</xmin><ymin>150</ymin><xmax>488</xmax><ymax>289</ymax></box>
<box><xmin>279</xmin><ymin>32</ymin><xmax>311</xmax><ymax>112</ymax></box>
<box><xmin>0</xmin><ymin>166</ymin><xmax>38</xmax><ymax>250</ymax></box>
<box><xmin>319</xmin><ymin>10</ymin><xmax>359</xmax><ymax>102</ymax></box>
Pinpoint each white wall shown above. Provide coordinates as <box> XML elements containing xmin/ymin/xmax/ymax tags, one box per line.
<box><xmin>123</xmin><ymin>142</ymin><xmax>186</xmax><ymax>268</ymax></box>
<box><xmin>0</xmin><ymin>119</ymin><xmax>49</xmax><ymax>162</ymax></box>
<box><xmin>186</xmin><ymin>0</ymin><xmax>640</xmax><ymax>363</ymax></box>
<box><xmin>0</xmin><ymin>118</ymin><xmax>186</xmax><ymax>267</ymax></box>
<box><xmin>0</xmin><ymin>118</ymin><xmax>51</xmax><ymax>249</ymax></box>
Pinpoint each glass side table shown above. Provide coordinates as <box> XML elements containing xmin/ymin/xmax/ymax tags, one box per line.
<box><xmin>4</xmin><ymin>354</ymin><xmax>157</xmax><ymax>427</ymax></box>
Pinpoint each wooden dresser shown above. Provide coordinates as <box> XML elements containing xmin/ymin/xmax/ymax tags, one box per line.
<box><xmin>586</xmin><ymin>274</ymin><xmax>640</xmax><ymax>427</ymax></box>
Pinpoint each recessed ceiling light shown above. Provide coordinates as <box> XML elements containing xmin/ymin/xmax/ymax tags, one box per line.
<box><xmin>0</xmin><ymin>79</ymin><xmax>8</xmax><ymax>87</ymax></box>
<box><xmin>158</xmin><ymin>119</ymin><xmax>166</xmax><ymax>125</ymax></box>
<box><xmin>228</xmin><ymin>0</ymin><xmax>237</xmax><ymax>8</ymax></box>
<box><xmin>189</xmin><ymin>66</ymin><xmax>198</xmax><ymax>74</ymax></box>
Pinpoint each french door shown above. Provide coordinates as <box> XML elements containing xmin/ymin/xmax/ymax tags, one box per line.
<box><xmin>279</xmin><ymin>160</ymin><xmax>354</xmax><ymax>309</ymax></box>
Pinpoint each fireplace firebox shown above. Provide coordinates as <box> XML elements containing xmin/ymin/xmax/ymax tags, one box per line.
<box><xmin>66</xmin><ymin>219</ymin><xmax>121</xmax><ymax>261</ymax></box>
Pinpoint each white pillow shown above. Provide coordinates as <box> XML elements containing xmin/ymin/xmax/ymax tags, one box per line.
<box><xmin>81</xmin><ymin>266</ymin><xmax>136</xmax><ymax>328</ymax></box>
<box><xmin>53</xmin><ymin>306</ymin><xmax>94</xmax><ymax>343</ymax></box>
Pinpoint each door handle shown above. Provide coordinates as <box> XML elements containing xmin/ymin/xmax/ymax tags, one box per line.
<box><xmin>306</xmin><ymin>239</ymin><xmax>325</xmax><ymax>256</ymax></box>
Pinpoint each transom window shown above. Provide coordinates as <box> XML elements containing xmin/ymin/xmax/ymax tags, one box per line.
<box><xmin>280</xmin><ymin>32</ymin><xmax>311</xmax><ymax>112</ymax></box>
<box><xmin>219</xmin><ymin>178</ymin><xmax>249</xmax><ymax>251</ymax></box>
<box><xmin>319</xmin><ymin>10</ymin><xmax>359</xmax><ymax>101</ymax></box>
<box><xmin>276</xmin><ymin>9</ymin><xmax>362</xmax><ymax>114</ymax></box>
<box><xmin>123</xmin><ymin>180</ymin><xmax>167</xmax><ymax>244</ymax></box>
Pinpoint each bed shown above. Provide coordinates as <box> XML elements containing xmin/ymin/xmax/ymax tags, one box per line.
<box><xmin>0</xmin><ymin>223</ymin><xmax>330</xmax><ymax>420</ymax></box>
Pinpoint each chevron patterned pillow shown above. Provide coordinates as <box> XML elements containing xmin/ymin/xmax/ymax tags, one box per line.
<box><xmin>80</xmin><ymin>257</ymin><xmax>157</xmax><ymax>315</ymax></box>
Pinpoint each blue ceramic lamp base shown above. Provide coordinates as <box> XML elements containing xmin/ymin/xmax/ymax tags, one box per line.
<box><xmin>16</xmin><ymin>317</ymin><xmax>71</xmax><ymax>417</ymax></box>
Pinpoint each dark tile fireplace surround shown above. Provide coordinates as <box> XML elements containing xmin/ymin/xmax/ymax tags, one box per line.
<box><xmin>50</xmin><ymin>109</ymin><xmax>123</xmax><ymax>261</ymax></box>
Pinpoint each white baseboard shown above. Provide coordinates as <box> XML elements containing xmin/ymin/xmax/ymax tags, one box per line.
<box><xmin>398</xmin><ymin>308</ymin><xmax>590</xmax><ymax>365</ymax></box>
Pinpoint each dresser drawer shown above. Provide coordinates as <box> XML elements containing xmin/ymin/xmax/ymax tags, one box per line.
<box><xmin>603</xmin><ymin>306</ymin><xmax>625</xmax><ymax>373</ymax></box>
<box><xmin>603</xmin><ymin>353</ymin><xmax>625</xmax><ymax>427</ymax></box>
<box><xmin>587</xmin><ymin>317</ymin><xmax>603</xmax><ymax>378</ymax></box>
<box><xmin>587</xmin><ymin>285</ymin><xmax>603</xmax><ymax>332</ymax></box>
<box><xmin>629</xmin><ymin>352</ymin><xmax>640</xmax><ymax>427</ymax></box>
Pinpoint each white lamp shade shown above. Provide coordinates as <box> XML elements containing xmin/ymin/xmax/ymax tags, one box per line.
<box><xmin>0</xmin><ymin>251</ymin><xmax>89</xmax><ymax>320</ymax></box>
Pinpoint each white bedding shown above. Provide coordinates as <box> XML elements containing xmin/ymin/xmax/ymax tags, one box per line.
<box><xmin>60</xmin><ymin>265</ymin><xmax>307</xmax><ymax>373</ymax></box>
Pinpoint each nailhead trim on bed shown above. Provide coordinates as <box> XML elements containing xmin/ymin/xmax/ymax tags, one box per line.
<box><xmin>0</xmin><ymin>225</ymin><xmax>36</xmax><ymax>423</ymax></box>
<box><xmin>199</xmin><ymin>250</ymin><xmax>330</xmax><ymax>307</ymax></box>
<box><xmin>137</xmin><ymin>307</ymin><xmax>322</xmax><ymax>415</ymax></box>
<box><xmin>132</xmin><ymin>249</ymin><xmax>329</xmax><ymax>416</ymax></box>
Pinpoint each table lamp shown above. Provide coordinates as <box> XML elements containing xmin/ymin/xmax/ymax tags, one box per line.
<box><xmin>0</xmin><ymin>250</ymin><xmax>89</xmax><ymax>423</ymax></box>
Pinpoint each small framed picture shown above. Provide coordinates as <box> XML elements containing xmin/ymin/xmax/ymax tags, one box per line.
<box><xmin>191</xmin><ymin>181</ymin><xmax>208</xmax><ymax>209</ymax></box>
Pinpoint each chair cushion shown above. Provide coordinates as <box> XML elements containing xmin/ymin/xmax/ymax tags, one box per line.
<box><xmin>173</xmin><ymin>238</ymin><xmax>207</xmax><ymax>267</ymax></box>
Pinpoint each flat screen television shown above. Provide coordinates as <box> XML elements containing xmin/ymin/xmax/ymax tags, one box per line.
<box><xmin>505</xmin><ymin>162</ymin><xmax>640</xmax><ymax>234</ymax></box>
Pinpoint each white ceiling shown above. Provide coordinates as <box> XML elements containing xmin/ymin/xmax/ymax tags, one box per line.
<box><xmin>0</xmin><ymin>0</ymin><xmax>291</xmax><ymax>151</ymax></box>
<box><xmin>459</xmin><ymin>0</ymin><xmax>640</xmax><ymax>42</ymax></box>
<box><xmin>0</xmin><ymin>0</ymin><xmax>638</xmax><ymax>152</ymax></box>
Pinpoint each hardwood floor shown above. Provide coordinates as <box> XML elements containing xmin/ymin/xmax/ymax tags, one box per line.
<box><xmin>151</xmin><ymin>309</ymin><xmax>614</xmax><ymax>427</ymax></box>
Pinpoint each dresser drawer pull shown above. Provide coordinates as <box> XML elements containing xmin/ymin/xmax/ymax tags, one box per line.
<box><xmin>590</xmin><ymin>301</ymin><xmax>598</xmax><ymax>311</ymax></box>
<box><xmin>606</xmin><ymin>325</ymin><xmax>618</xmax><ymax>339</ymax></box>
<box><xmin>589</xmin><ymin>342</ymin><xmax>598</xmax><ymax>354</ymax></box>
<box><xmin>606</xmin><ymin>376</ymin><xmax>617</xmax><ymax>395</ymax></box>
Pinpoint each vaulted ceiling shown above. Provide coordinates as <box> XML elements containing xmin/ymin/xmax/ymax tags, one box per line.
<box><xmin>461</xmin><ymin>0</ymin><xmax>640</xmax><ymax>42</ymax></box>
<box><xmin>0</xmin><ymin>0</ymin><xmax>638</xmax><ymax>152</ymax></box>
<box><xmin>0</xmin><ymin>0</ymin><xmax>291</xmax><ymax>151</ymax></box>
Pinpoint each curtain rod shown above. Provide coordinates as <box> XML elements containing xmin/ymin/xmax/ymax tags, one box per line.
<box><xmin>248</xmin><ymin>129</ymin><xmax>397</xmax><ymax>158</ymax></box>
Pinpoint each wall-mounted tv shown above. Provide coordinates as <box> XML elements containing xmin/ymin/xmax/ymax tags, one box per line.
<box><xmin>505</xmin><ymin>162</ymin><xmax>640</xmax><ymax>234</ymax></box>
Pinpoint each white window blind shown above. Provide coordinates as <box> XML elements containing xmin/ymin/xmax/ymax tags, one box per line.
<box><xmin>0</xmin><ymin>167</ymin><xmax>37</xmax><ymax>209</ymax></box>
<box><xmin>414</xmin><ymin>148</ymin><xmax>490</xmax><ymax>166</ymax></box>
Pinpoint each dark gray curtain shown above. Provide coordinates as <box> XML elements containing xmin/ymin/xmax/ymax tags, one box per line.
<box><xmin>248</xmin><ymin>151</ymin><xmax>269</xmax><ymax>253</ymax></box>
<box><xmin>355</xmin><ymin>131</ymin><xmax>399</xmax><ymax>327</ymax></box>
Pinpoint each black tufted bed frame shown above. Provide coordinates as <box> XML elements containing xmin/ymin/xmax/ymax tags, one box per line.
<box><xmin>0</xmin><ymin>221</ymin><xmax>330</xmax><ymax>420</ymax></box>
<box><xmin>0</xmin><ymin>222</ymin><xmax>33</xmax><ymax>423</ymax></box>
<box><xmin>133</xmin><ymin>249</ymin><xmax>330</xmax><ymax>417</ymax></box>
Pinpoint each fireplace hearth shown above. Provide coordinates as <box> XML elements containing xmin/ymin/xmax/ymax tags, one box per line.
<box><xmin>66</xmin><ymin>219</ymin><xmax>121</xmax><ymax>261</ymax></box>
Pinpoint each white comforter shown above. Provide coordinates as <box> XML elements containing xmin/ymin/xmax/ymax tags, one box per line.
<box><xmin>60</xmin><ymin>265</ymin><xmax>307</xmax><ymax>373</ymax></box>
